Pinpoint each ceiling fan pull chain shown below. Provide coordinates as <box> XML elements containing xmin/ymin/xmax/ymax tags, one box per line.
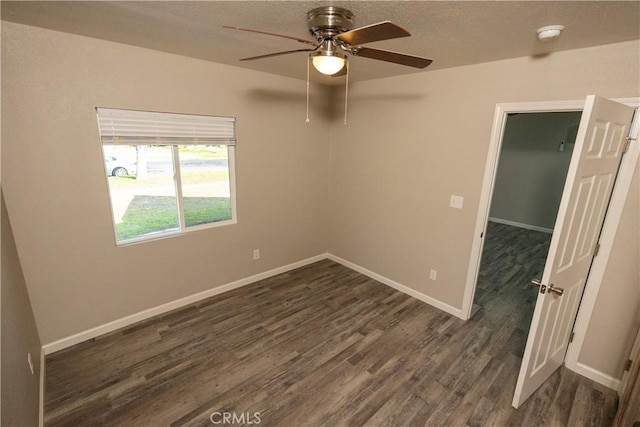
<box><xmin>305</xmin><ymin>55</ymin><xmax>310</xmax><ymax>123</ymax></box>
<box><xmin>344</xmin><ymin>59</ymin><xmax>349</xmax><ymax>125</ymax></box>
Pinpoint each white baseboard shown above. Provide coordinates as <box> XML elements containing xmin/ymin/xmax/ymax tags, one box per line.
<box><xmin>42</xmin><ymin>254</ymin><xmax>328</xmax><ymax>354</ymax></box>
<box><xmin>43</xmin><ymin>252</ymin><xmax>465</xmax><ymax>354</ymax></box>
<box><xmin>567</xmin><ymin>361</ymin><xmax>621</xmax><ymax>391</ymax></box>
<box><xmin>327</xmin><ymin>254</ymin><xmax>464</xmax><ymax>319</ymax></box>
<box><xmin>488</xmin><ymin>217</ymin><xmax>553</xmax><ymax>234</ymax></box>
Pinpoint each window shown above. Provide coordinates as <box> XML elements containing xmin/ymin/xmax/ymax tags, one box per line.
<box><xmin>96</xmin><ymin>108</ymin><xmax>236</xmax><ymax>244</ymax></box>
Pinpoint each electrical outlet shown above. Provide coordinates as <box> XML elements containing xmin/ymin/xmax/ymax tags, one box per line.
<box><xmin>430</xmin><ymin>269</ymin><xmax>437</xmax><ymax>281</ymax></box>
<box><xmin>27</xmin><ymin>352</ymin><xmax>35</xmax><ymax>375</ymax></box>
<box><xmin>253</xmin><ymin>249</ymin><xmax>260</xmax><ymax>260</ymax></box>
<box><xmin>449</xmin><ymin>195</ymin><xmax>464</xmax><ymax>209</ymax></box>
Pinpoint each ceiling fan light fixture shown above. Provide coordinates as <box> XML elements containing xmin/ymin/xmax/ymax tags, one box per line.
<box><xmin>311</xmin><ymin>51</ymin><xmax>346</xmax><ymax>75</ymax></box>
<box><xmin>226</xmin><ymin>6</ymin><xmax>433</xmax><ymax>123</ymax></box>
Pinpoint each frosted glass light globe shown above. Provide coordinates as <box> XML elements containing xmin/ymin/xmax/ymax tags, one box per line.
<box><xmin>312</xmin><ymin>55</ymin><xmax>346</xmax><ymax>75</ymax></box>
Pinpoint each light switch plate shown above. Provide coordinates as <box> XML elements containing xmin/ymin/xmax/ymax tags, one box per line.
<box><xmin>450</xmin><ymin>195</ymin><xmax>464</xmax><ymax>209</ymax></box>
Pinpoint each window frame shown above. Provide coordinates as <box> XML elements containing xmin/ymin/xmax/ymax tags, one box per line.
<box><xmin>171</xmin><ymin>144</ymin><xmax>238</xmax><ymax>235</ymax></box>
<box><xmin>96</xmin><ymin>108</ymin><xmax>237</xmax><ymax>246</ymax></box>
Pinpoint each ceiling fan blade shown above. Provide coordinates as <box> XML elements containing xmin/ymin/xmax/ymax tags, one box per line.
<box><xmin>335</xmin><ymin>21</ymin><xmax>410</xmax><ymax>46</ymax></box>
<box><xmin>223</xmin><ymin>26</ymin><xmax>317</xmax><ymax>46</ymax></box>
<box><xmin>352</xmin><ymin>47</ymin><xmax>433</xmax><ymax>68</ymax></box>
<box><xmin>239</xmin><ymin>48</ymin><xmax>318</xmax><ymax>61</ymax></box>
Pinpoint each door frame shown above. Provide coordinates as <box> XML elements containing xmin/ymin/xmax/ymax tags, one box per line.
<box><xmin>461</xmin><ymin>99</ymin><xmax>640</xmax><ymax>386</ymax></box>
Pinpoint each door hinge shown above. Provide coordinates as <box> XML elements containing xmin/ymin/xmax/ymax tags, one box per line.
<box><xmin>569</xmin><ymin>331</ymin><xmax>575</xmax><ymax>343</ymax></box>
<box><xmin>624</xmin><ymin>359</ymin><xmax>632</xmax><ymax>371</ymax></box>
<box><xmin>593</xmin><ymin>243</ymin><xmax>601</xmax><ymax>257</ymax></box>
<box><xmin>624</xmin><ymin>136</ymin><xmax>637</xmax><ymax>154</ymax></box>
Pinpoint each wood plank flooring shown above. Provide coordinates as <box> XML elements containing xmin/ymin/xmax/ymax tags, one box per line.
<box><xmin>44</xmin><ymin>223</ymin><xmax>618</xmax><ymax>426</ymax></box>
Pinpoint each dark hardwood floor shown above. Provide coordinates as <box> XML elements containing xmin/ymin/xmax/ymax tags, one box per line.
<box><xmin>472</xmin><ymin>221</ymin><xmax>552</xmax><ymax>324</ymax></box>
<box><xmin>44</xmin><ymin>223</ymin><xmax>618</xmax><ymax>426</ymax></box>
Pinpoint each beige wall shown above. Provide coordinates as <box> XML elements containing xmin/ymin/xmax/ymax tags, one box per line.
<box><xmin>579</xmin><ymin>161</ymin><xmax>640</xmax><ymax>380</ymax></box>
<box><xmin>328</xmin><ymin>41</ymin><xmax>639</xmax><ymax>313</ymax></box>
<box><xmin>1</xmin><ymin>191</ymin><xmax>42</xmax><ymax>427</ymax></box>
<box><xmin>490</xmin><ymin>112</ymin><xmax>581</xmax><ymax>230</ymax></box>
<box><xmin>1</xmin><ymin>22</ymin><xmax>331</xmax><ymax>345</ymax></box>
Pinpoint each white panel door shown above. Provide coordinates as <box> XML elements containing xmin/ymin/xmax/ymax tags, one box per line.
<box><xmin>512</xmin><ymin>95</ymin><xmax>635</xmax><ymax>408</ymax></box>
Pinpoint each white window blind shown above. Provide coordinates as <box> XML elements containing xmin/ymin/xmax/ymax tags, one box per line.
<box><xmin>96</xmin><ymin>108</ymin><xmax>236</xmax><ymax>145</ymax></box>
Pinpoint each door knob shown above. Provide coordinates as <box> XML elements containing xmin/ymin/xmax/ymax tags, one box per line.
<box><xmin>547</xmin><ymin>284</ymin><xmax>564</xmax><ymax>296</ymax></box>
<box><xmin>531</xmin><ymin>279</ymin><xmax>564</xmax><ymax>296</ymax></box>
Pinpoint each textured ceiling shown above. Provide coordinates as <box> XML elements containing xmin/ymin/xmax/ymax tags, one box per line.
<box><xmin>2</xmin><ymin>1</ymin><xmax>639</xmax><ymax>85</ymax></box>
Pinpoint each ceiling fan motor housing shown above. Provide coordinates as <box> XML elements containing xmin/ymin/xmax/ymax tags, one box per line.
<box><xmin>307</xmin><ymin>6</ymin><xmax>354</xmax><ymax>39</ymax></box>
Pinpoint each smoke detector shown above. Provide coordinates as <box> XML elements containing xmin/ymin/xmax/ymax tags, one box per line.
<box><xmin>537</xmin><ymin>25</ymin><xmax>564</xmax><ymax>41</ymax></box>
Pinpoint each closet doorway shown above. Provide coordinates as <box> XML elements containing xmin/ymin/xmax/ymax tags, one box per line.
<box><xmin>470</xmin><ymin>111</ymin><xmax>582</xmax><ymax>320</ymax></box>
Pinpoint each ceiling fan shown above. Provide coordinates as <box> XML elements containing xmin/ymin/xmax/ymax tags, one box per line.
<box><xmin>224</xmin><ymin>6</ymin><xmax>433</xmax><ymax>76</ymax></box>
